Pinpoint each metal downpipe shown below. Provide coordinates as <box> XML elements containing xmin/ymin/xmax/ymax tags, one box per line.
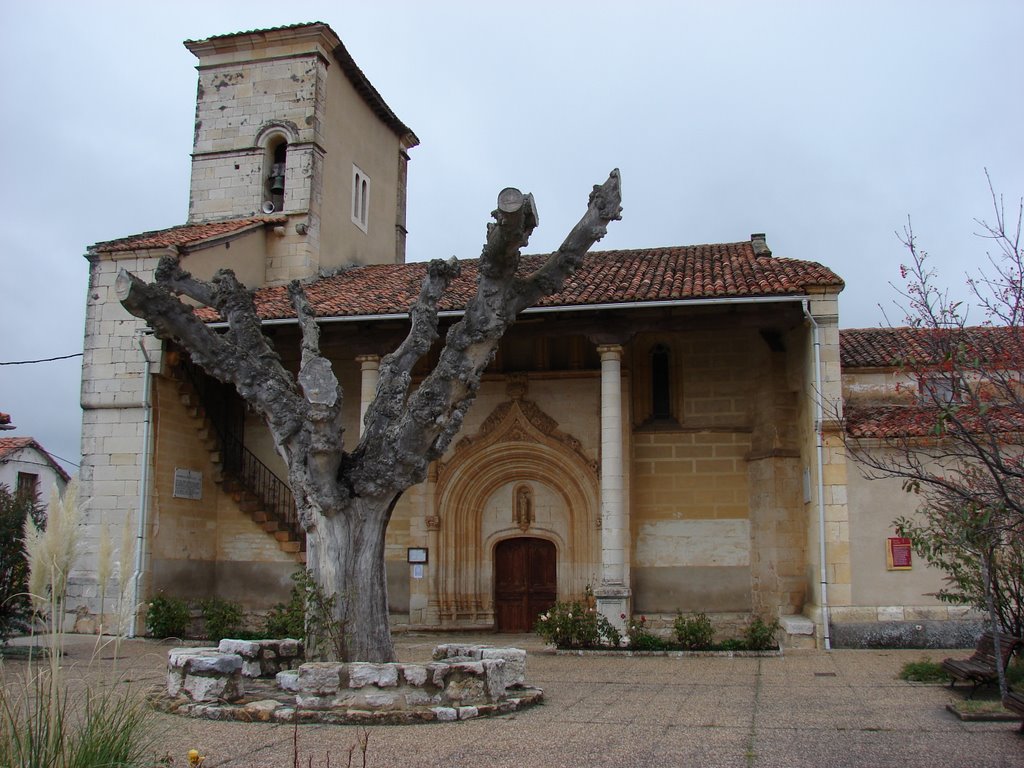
<box><xmin>802</xmin><ymin>300</ymin><xmax>832</xmax><ymax>650</ymax></box>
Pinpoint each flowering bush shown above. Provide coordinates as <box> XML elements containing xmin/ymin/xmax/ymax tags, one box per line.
<box><xmin>535</xmin><ymin>600</ymin><xmax>620</xmax><ymax>648</ymax></box>
<box><xmin>673</xmin><ymin>611</ymin><xmax>714</xmax><ymax>650</ymax></box>
<box><xmin>623</xmin><ymin>613</ymin><xmax>667</xmax><ymax>650</ymax></box>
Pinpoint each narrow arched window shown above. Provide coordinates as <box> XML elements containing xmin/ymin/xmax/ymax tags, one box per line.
<box><xmin>352</xmin><ymin>164</ymin><xmax>370</xmax><ymax>232</ymax></box>
<box><xmin>267</xmin><ymin>140</ymin><xmax>287</xmax><ymax>212</ymax></box>
<box><xmin>651</xmin><ymin>344</ymin><xmax>671</xmax><ymax>419</ymax></box>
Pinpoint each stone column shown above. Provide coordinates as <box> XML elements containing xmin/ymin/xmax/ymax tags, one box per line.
<box><xmin>595</xmin><ymin>344</ymin><xmax>630</xmax><ymax>631</ymax></box>
<box><xmin>355</xmin><ymin>355</ymin><xmax>380</xmax><ymax>437</ymax></box>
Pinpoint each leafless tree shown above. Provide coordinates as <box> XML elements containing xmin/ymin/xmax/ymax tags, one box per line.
<box><xmin>116</xmin><ymin>172</ymin><xmax>622</xmax><ymax>661</ymax></box>
<box><xmin>846</xmin><ymin>174</ymin><xmax>1024</xmax><ymax>695</ymax></box>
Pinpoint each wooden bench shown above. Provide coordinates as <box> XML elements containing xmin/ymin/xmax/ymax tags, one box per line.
<box><xmin>942</xmin><ymin>631</ymin><xmax>1021</xmax><ymax>698</ymax></box>
<box><xmin>1003</xmin><ymin>690</ymin><xmax>1024</xmax><ymax>733</ymax></box>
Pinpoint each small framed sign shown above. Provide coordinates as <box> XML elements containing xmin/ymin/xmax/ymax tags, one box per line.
<box><xmin>172</xmin><ymin>468</ymin><xmax>203</xmax><ymax>500</ymax></box>
<box><xmin>886</xmin><ymin>537</ymin><xmax>913</xmax><ymax>570</ymax></box>
<box><xmin>407</xmin><ymin>547</ymin><xmax>428</xmax><ymax>564</ymax></box>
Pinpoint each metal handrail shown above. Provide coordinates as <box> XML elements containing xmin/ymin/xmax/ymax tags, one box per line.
<box><xmin>176</xmin><ymin>353</ymin><xmax>304</xmax><ymax>549</ymax></box>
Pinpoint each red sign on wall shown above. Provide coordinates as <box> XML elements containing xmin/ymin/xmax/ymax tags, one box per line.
<box><xmin>887</xmin><ymin>537</ymin><xmax>913</xmax><ymax>570</ymax></box>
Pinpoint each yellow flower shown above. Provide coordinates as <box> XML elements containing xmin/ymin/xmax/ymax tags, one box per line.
<box><xmin>188</xmin><ymin>749</ymin><xmax>205</xmax><ymax>766</ymax></box>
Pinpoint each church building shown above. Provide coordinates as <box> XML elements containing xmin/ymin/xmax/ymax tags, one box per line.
<box><xmin>74</xmin><ymin>23</ymin><xmax>982</xmax><ymax>649</ymax></box>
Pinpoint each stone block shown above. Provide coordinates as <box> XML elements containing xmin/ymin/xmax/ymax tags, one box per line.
<box><xmin>481</xmin><ymin>658</ymin><xmax>507</xmax><ymax>700</ymax></box>
<box><xmin>297</xmin><ymin>662</ymin><xmax>345</xmax><ymax>695</ymax></box>
<box><xmin>877</xmin><ymin>606</ymin><xmax>905</xmax><ymax>622</ymax></box>
<box><xmin>444</xmin><ymin>675</ymin><xmax>485</xmax><ymax>703</ymax></box>
<box><xmin>432</xmin><ymin>707</ymin><xmax>457</xmax><ymax>722</ymax></box>
<box><xmin>427</xmin><ymin>662</ymin><xmax>450</xmax><ymax>687</ymax></box>
<box><xmin>276</xmin><ymin>670</ymin><xmax>300</xmax><ymax>692</ymax></box>
<box><xmin>348</xmin><ymin>663</ymin><xmax>399</xmax><ymax>688</ymax></box>
<box><xmin>242</xmin><ymin>700</ymin><xmax>282</xmax><ymax>722</ymax></box>
<box><xmin>433</xmin><ymin>643</ymin><xmax>483</xmax><ymax>660</ymax></box>
<box><xmin>182</xmin><ymin>672</ymin><xmax>242</xmax><ymax>703</ymax></box>
<box><xmin>479</xmin><ymin>647</ymin><xmax>524</xmax><ymax>688</ymax></box>
<box><xmin>277</xmin><ymin>639</ymin><xmax>303</xmax><ymax>658</ymax></box>
<box><xmin>241</xmin><ymin>660</ymin><xmax>262</xmax><ymax>678</ymax></box>
<box><xmin>404</xmin><ymin>690</ymin><xmax>435</xmax><ymax>707</ymax></box>
<box><xmin>219</xmin><ymin>639</ymin><xmax>260</xmax><ymax>657</ymax></box>
<box><xmin>364</xmin><ymin>693</ymin><xmax>397</xmax><ymax>710</ymax></box>
<box><xmin>401</xmin><ymin>664</ymin><xmax>428</xmax><ymax>686</ymax></box>
<box><xmin>458</xmin><ymin>706</ymin><xmax>479</xmax><ymax>720</ymax></box>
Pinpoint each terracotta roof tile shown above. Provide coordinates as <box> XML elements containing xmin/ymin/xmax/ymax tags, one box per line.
<box><xmin>845</xmin><ymin>404</ymin><xmax>1024</xmax><ymax>439</ymax></box>
<box><xmin>840</xmin><ymin>327</ymin><xmax>1024</xmax><ymax>369</ymax></box>
<box><xmin>198</xmin><ymin>242</ymin><xmax>842</xmax><ymax>321</ymax></box>
<box><xmin>90</xmin><ymin>217</ymin><xmax>285</xmax><ymax>254</ymax></box>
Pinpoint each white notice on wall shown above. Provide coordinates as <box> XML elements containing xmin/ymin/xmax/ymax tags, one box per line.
<box><xmin>412</xmin><ymin>564</ymin><xmax>424</xmax><ymax>580</ymax></box>
<box><xmin>173</xmin><ymin>468</ymin><xmax>203</xmax><ymax>500</ymax></box>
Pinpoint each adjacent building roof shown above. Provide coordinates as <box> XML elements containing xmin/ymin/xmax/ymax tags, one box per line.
<box><xmin>840</xmin><ymin>326</ymin><xmax>1022</xmax><ymax>369</ymax></box>
<box><xmin>89</xmin><ymin>217</ymin><xmax>285</xmax><ymax>255</ymax></box>
<box><xmin>0</xmin><ymin>437</ymin><xmax>71</xmax><ymax>483</ymax></box>
<box><xmin>845</xmin><ymin>404</ymin><xmax>1024</xmax><ymax>439</ymax></box>
<box><xmin>190</xmin><ymin>240</ymin><xmax>842</xmax><ymax>322</ymax></box>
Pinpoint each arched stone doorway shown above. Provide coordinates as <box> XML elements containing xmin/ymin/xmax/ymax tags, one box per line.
<box><xmin>494</xmin><ymin>537</ymin><xmax>557</xmax><ymax>632</ymax></box>
<box><xmin>434</xmin><ymin>396</ymin><xmax>599</xmax><ymax>625</ymax></box>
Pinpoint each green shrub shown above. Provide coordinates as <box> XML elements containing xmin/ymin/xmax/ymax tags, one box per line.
<box><xmin>0</xmin><ymin>484</ymin><xmax>43</xmax><ymax>643</ymax></box>
<box><xmin>744</xmin><ymin>616</ymin><xmax>781</xmax><ymax>651</ymax></box>
<box><xmin>265</xmin><ymin>578</ymin><xmax>306</xmax><ymax>639</ymax></box>
<box><xmin>145</xmin><ymin>593</ymin><xmax>190</xmax><ymax>638</ymax></box>
<box><xmin>199</xmin><ymin>597</ymin><xmax>243</xmax><ymax>641</ymax></box>
<box><xmin>625</xmin><ymin>614</ymin><xmax>668</xmax><ymax>650</ymax></box>
<box><xmin>674</xmin><ymin>612</ymin><xmax>714</xmax><ymax>650</ymax></box>
<box><xmin>535</xmin><ymin>601</ymin><xmax>620</xmax><ymax>648</ymax></box>
<box><xmin>898</xmin><ymin>658</ymin><xmax>951</xmax><ymax>682</ymax></box>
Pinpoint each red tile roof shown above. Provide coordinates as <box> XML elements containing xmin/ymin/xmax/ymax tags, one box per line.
<box><xmin>845</xmin><ymin>404</ymin><xmax>1024</xmax><ymax>439</ymax></box>
<box><xmin>840</xmin><ymin>326</ymin><xmax>1023</xmax><ymax>369</ymax></box>
<box><xmin>0</xmin><ymin>437</ymin><xmax>71</xmax><ymax>483</ymax></box>
<box><xmin>90</xmin><ymin>217</ymin><xmax>285</xmax><ymax>254</ymax></box>
<box><xmin>196</xmin><ymin>242</ymin><xmax>842</xmax><ymax>321</ymax></box>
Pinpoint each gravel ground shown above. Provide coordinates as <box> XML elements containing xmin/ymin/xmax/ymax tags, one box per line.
<box><xmin>4</xmin><ymin>632</ymin><xmax>1022</xmax><ymax>767</ymax></box>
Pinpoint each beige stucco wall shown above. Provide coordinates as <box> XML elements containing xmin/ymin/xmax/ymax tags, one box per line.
<box><xmin>319</xmin><ymin>61</ymin><xmax>405</xmax><ymax>269</ymax></box>
<box><xmin>844</xmin><ymin>454</ymin><xmax>946</xmax><ymax>610</ymax></box>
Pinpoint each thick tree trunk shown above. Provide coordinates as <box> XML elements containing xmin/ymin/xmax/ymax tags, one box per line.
<box><xmin>304</xmin><ymin>495</ymin><xmax>397</xmax><ymax>662</ymax></box>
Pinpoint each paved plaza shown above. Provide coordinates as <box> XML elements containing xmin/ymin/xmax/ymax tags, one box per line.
<box><xmin>5</xmin><ymin>632</ymin><xmax>1022</xmax><ymax>767</ymax></box>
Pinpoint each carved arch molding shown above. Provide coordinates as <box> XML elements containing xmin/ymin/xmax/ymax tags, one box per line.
<box><xmin>434</xmin><ymin>397</ymin><xmax>600</xmax><ymax>624</ymax></box>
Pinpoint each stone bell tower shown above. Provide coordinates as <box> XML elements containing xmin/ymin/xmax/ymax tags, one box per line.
<box><xmin>184</xmin><ymin>23</ymin><xmax>418</xmax><ymax>279</ymax></box>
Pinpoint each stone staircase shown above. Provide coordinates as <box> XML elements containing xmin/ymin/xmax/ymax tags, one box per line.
<box><xmin>173</xmin><ymin>361</ymin><xmax>306</xmax><ymax>563</ymax></box>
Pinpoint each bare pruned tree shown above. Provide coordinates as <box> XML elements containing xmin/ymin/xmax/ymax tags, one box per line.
<box><xmin>116</xmin><ymin>172</ymin><xmax>622</xmax><ymax>662</ymax></box>
<box><xmin>845</xmin><ymin>173</ymin><xmax>1024</xmax><ymax>695</ymax></box>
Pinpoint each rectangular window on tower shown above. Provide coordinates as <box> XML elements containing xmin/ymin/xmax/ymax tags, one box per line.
<box><xmin>351</xmin><ymin>165</ymin><xmax>370</xmax><ymax>232</ymax></box>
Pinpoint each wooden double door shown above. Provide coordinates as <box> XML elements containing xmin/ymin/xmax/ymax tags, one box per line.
<box><xmin>494</xmin><ymin>537</ymin><xmax>557</xmax><ymax>632</ymax></box>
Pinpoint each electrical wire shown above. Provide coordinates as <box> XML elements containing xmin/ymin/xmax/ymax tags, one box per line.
<box><xmin>0</xmin><ymin>353</ymin><xmax>83</xmax><ymax>366</ymax></box>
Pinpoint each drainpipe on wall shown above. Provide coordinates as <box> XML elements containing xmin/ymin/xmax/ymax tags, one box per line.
<box><xmin>128</xmin><ymin>332</ymin><xmax>154</xmax><ymax>638</ymax></box>
<box><xmin>802</xmin><ymin>300</ymin><xmax>832</xmax><ymax>651</ymax></box>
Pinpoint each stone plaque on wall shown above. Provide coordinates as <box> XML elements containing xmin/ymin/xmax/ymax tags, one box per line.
<box><xmin>173</xmin><ymin>468</ymin><xmax>203</xmax><ymax>500</ymax></box>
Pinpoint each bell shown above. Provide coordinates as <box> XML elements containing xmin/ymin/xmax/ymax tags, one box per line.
<box><xmin>269</xmin><ymin>163</ymin><xmax>286</xmax><ymax>194</ymax></box>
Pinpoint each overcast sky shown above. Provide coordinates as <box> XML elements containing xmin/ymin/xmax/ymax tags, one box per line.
<box><xmin>2</xmin><ymin>0</ymin><xmax>1022</xmax><ymax>474</ymax></box>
